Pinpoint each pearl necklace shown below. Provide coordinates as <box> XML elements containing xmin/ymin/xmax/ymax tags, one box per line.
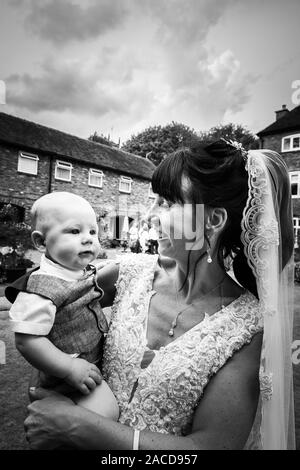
<box><xmin>168</xmin><ymin>274</ymin><xmax>227</xmax><ymax>337</ymax></box>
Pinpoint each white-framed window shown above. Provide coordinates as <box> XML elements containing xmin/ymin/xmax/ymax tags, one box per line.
<box><xmin>55</xmin><ymin>160</ymin><xmax>72</xmax><ymax>182</ymax></box>
<box><xmin>148</xmin><ymin>183</ymin><xmax>156</xmax><ymax>199</ymax></box>
<box><xmin>282</xmin><ymin>134</ymin><xmax>300</xmax><ymax>152</ymax></box>
<box><xmin>119</xmin><ymin>176</ymin><xmax>132</xmax><ymax>194</ymax></box>
<box><xmin>88</xmin><ymin>169</ymin><xmax>103</xmax><ymax>188</ymax></box>
<box><xmin>293</xmin><ymin>217</ymin><xmax>300</xmax><ymax>248</ymax></box>
<box><xmin>289</xmin><ymin>171</ymin><xmax>300</xmax><ymax>198</ymax></box>
<box><xmin>17</xmin><ymin>152</ymin><xmax>39</xmax><ymax>175</ymax></box>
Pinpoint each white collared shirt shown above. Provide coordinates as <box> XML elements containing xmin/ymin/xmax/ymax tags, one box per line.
<box><xmin>9</xmin><ymin>255</ymin><xmax>88</xmax><ymax>336</ymax></box>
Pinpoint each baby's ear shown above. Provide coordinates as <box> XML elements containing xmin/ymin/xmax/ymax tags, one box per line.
<box><xmin>31</xmin><ymin>231</ymin><xmax>46</xmax><ymax>252</ymax></box>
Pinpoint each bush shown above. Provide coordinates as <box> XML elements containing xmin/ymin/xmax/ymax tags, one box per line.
<box><xmin>97</xmin><ymin>250</ymin><xmax>108</xmax><ymax>260</ymax></box>
<box><xmin>0</xmin><ymin>221</ymin><xmax>33</xmax><ymax>250</ymax></box>
<box><xmin>100</xmin><ymin>238</ymin><xmax>120</xmax><ymax>249</ymax></box>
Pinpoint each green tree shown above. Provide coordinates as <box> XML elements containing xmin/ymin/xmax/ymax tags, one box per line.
<box><xmin>121</xmin><ymin>122</ymin><xmax>200</xmax><ymax>166</ymax></box>
<box><xmin>199</xmin><ymin>123</ymin><xmax>259</xmax><ymax>150</ymax></box>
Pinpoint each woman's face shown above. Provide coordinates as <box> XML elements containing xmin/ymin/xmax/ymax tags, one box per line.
<box><xmin>148</xmin><ymin>195</ymin><xmax>205</xmax><ymax>261</ymax></box>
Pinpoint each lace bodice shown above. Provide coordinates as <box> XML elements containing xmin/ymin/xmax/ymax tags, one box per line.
<box><xmin>102</xmin><ymin>254</ymin><xmax>263</xmax><ymax>443</ymax></box>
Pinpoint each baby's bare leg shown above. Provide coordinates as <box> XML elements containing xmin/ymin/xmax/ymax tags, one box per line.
<box><xmin>74</xmin><ymin>380</ymin><xmax>119</xmax><ymax>420</ymax></box>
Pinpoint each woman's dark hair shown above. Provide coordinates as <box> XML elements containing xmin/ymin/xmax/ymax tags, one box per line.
<box><xmin>152</xmin><ymin>139</ymin><xmax>292</xmax><ymax>298</ymax></box>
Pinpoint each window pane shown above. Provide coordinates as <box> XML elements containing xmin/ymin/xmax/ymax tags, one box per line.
<box><xmin>293</xmin><ymin>137</ymin><xmax>300</xmax><ymax>148</ymax></box>
<box><xmin>120</xmin><ymin>182</ymin><xmax>130</xmax><ymax>192</ymax></box>
<box><xmin>291</xmin><ymin>183</ymin><xmax>298</xmax><ymax>195</ymax></box>
<box><xmin>291</xmin><ymin>174</ymin><xmax>298</xmax><ymax>183</ymax></box>
<box><xmin>119</xmin><ymin>178</ymin><xmax>131</xmax><ymax>192</ymax></box>
<box><xmin>18</xmin><ymin>156</ymin><xmax>38</xmax><ymax>175</ymax></box>
<box><xmin>56</xmin><ymin>167</ymin><xmax>70</xmax><ymax>180</ymax></box>
<box><xmin>283</xmin><ymin>138</ymin><xmax>290</xmax><ymax>150</ymax></box>
<box><xmin>90</xmin><ymin>174</ymin><xmax>102</xmax><ymax>187</ymax></box>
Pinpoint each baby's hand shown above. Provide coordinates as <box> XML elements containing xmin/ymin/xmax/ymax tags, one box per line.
<box><xmin>64</xmin><ymin>358</ymin><xmax>102</xmax><ymax>395</ymax></box>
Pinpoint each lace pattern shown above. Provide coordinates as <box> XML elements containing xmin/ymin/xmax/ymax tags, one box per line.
<box><xmin>241</xmin><ymin>155</ymin><xmax>279</xmax><ymax>316</ymax></box>
<box><xmin>239</xmin><ymin>150</ymin><xmax>296</xmax><ymax>449</ymax></box>
<box><xmin>102</xmin><ymin>254</ymin><xmax>263</xmax><ymax>443</ymax></box>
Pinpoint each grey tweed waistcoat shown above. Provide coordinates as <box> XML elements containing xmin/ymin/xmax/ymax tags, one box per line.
<box><xmin>26</xmin><ymin>267</ymin><xmax>108</xmax><ymax>364</ymax></box>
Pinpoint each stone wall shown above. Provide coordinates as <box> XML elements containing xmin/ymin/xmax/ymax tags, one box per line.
<box><xmin>0</xmin><ymin>144</ymin><xmax>50</xmax><ymax>222</ymax></box>
<box><xmin>0</xmin><ymin>142</ymin><xmax>154</xmax><ymax>229</ymax></box>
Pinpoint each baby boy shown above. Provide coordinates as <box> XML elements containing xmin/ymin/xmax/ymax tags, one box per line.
<box><xmin>8</xmin><ymin>192</ymin><xmax>119</xmax><ymax>419</ymax></box>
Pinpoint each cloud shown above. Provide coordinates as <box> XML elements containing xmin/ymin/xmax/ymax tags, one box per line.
<box><xmin>17</xmin><ymin>0</ymin><xmax>128</xmax><ymax>44</ymax></box>
<box><xmin>5</xmin><ymin>50</ymin><xmax>155</xmax><ymax>120</ymax></box>
<box><xmin>132</xmin><ymin>1</ymin><xmax>255</xmax><ymax>127</ymax></box>
<box><xmin>5</xmin><ymin>0</ymin><xmax>256</xmax><ymax>137</ymax></box>
<box><xmin>141</xmin><ymin>0</ymin><xmax>230</xmax><ymax>46</ymax></box>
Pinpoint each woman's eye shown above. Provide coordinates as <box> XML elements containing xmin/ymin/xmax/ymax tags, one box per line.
<box><xmin>70</xmin><ymin>229</ymin><xmax>80</xmax><ymax>234</ymax></box>
<box><xmin>159</xmin><ymin>198</ymin><xmax>173</xmax><ymax>208</ymax></box>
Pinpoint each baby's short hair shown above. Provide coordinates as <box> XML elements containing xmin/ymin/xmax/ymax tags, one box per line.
<box><xmin>31</xmin><ymin>192</ymin><xmax>94</xmax><ymax>233</ymax></box>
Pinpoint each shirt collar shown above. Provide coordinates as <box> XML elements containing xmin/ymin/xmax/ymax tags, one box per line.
<box><xmin>39</xmin><ymin>254</ymin><xmax>86</xmax><ymax>281</ymax></box>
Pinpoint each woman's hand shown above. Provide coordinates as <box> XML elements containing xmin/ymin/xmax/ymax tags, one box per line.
<box><xmin>24</xmin><ymin>388</ymin><xmax>77</xmax><ymax>449</ymax></box>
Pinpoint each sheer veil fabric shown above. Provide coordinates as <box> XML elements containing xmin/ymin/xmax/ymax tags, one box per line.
<box><xmin>241</xmin><ymin>149</ymin><xmax>295</xmax><ymax>449</ymax></box>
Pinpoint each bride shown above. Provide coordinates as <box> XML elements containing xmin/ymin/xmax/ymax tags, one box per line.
<box><xmin>24</xmin><ymin>139</ymin><xmax>295</xmax><ymax>450</ymax></box>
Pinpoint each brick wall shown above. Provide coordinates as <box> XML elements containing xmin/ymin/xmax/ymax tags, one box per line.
<box><xmin>260</xmin><ymin>132</ymin><xmax>300</xmax><ymax>216</ymax></box>
<box><xmin>0</xmin><ymin>143</ymin><xmax>154</xmax><ymax>227</ymax></box>
<box><xmin>50</xmin><ymin>159</ymin><xmax>152</xmax><ymax>218</ymax></box>
<box><xmin>0</xmin><ymin>144</ymin><xmax>50</xmax><ymax>223</ymax></box>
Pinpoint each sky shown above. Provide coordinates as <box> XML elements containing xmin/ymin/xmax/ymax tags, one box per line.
<box><xmin>0</xmin><ymin>0</ymin><xmax>299</xmax><ymax>144</ymax></box>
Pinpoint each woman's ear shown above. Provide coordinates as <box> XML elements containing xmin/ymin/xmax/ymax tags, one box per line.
<box><xmin>206</xmin><ymin>207</ymin><xmax>227</xmax><ymax>236</ymax></box>
<box><xmin>31</xmin><ymin>230</ymin><xmax>46</xmax><ymax>253</ymax></box>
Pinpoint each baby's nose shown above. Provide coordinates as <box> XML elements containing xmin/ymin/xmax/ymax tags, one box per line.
<box><xmin>82</xmin><ymin>233</ymin><xmax>93</xmax><ymax>244</ymax></box>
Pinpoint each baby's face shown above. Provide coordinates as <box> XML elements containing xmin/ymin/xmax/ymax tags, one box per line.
<box><xmin>44</xmin><ymin>205</ymin><xmax>100</xmax><ymax>271</ymax></box>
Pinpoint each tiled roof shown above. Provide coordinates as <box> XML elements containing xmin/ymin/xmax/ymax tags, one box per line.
<box><xmin>257</xmin><ymin>105</ymin><xmax>300</xmax><ymax>137</ymax></box>
<box><xmin>0</xmin><ymin>112</ymin><xmax>155</xmax><ymax>180</ymax></box>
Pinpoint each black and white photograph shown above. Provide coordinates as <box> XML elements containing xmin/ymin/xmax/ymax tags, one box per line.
<box><xmin>0</xmin><ymin>0</ymin><xmax>299</xmax><ymax>453</ymax></box>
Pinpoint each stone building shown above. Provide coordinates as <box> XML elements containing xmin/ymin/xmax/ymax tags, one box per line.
<box><xmin>257</xmin><ymin>104</ymin><xmax>300</xmax><ymax>246</ymax></box>
<box><xmin>0</xmin><ymin>112</ymin><xmax>156</xmax><ymax>240</ymax></box>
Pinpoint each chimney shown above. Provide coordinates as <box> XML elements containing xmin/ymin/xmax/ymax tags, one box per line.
<box><xmin>275</xmin><ymin>104</ymin><xmax>289</xmax><ymax>121</ymax></box>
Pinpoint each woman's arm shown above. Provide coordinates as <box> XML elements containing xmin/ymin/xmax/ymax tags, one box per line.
<box><xmin>96</xmin><ymin>262</ymin><xmax>120</xmax><ymax>308</ymax></box>
<box><xmin>25</xmin><ymin>333</ymin><xmax>262</xmax><ymax>450</ymax></box>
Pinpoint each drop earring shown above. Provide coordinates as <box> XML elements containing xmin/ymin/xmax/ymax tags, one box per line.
<box><xmin>205</xmin><ymin>231</ymin><xmax>212</xmax><ymax>263</ymax></box>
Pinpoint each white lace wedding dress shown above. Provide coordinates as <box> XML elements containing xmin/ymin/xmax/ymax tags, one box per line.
<box><xmin>102</xmin><ymin>254</ymin><xmax>264</xmax><ymax>449</ymax></box>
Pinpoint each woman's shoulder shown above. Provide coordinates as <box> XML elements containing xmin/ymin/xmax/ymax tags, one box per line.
<box><xmin>115</xmin><ymin>253</ymin><xmax>159</xmax><ymax>295</ymax></box>
<box><xmin>221</xmin><ymin>289</ymin><xmax>264</xmax><ymax>338</ymax></box>
<box><xmin>96</xmin><ymin>261</ymin><xmax>120</xmax><ymax>308</ymax></box>
<box><xmin>118</xmin><ymin>253</ymin><xmax>158</xmax><ymax>271</ymax></box>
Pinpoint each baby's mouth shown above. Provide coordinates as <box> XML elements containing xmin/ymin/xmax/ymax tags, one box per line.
<box><xmin>79</xmin><ymin>250</ymin><xmax>93</xmax><ymax>256</ymax></box>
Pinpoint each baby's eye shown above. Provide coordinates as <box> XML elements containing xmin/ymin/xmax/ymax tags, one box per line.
<box><xmin>70</xmin><ymin>229</ymin><xmax>80</xmax><ymax>234</ymax></box>
<box><xmin>90</xmin><ymin>229</ymin><xmax>97</xmax><ymax>235</ymax></box>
